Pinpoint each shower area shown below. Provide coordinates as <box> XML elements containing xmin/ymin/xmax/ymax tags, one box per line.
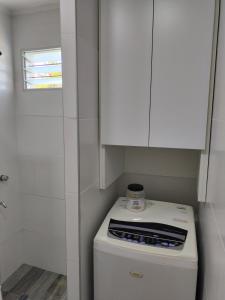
<box><xmin>0</xmin><ymin>1</ymin><xmax>68</xmax><ymax>299</ymax></box>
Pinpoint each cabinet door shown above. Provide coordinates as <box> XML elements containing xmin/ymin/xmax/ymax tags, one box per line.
<box><xmin>100</xmin><ymin>0</ymin><xmax>153</xmax><ymax>146</ymax></box>
<box><xmin>149</xmin><ymin>0</ymin><xmax>215</xmax><ymax>149</ymax></box>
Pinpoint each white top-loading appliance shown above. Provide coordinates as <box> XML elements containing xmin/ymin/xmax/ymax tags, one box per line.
<box><xmin>94</xmin><ymin>197</ymin><xmax>198</xmax><ymax>300</ymax></box>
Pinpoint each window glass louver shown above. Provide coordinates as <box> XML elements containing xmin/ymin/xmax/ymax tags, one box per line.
<box><xmin>23</xmin><ymin>48</ymin><xmax>62</xmax><ymax>89</ymax></box>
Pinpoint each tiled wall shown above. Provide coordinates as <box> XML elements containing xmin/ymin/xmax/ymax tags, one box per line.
<box><xmin>12</xmin><ymin>7</ymin><xmax>66</xmax><ymax>275</ymax></box>
<box><xmin>60</xmin><ymin>0</ymin><xmax>80</xmax><ymax>299</ymax></box>
<box><xmin>199</xmin><ymin>1</ymin><xmax>225</xmax><ymax>299</ymax></box>
<box><xmin>75</xmin><ymin>1</ymin><xmax>119</xmax><ymax>300</ymax></box>
<box><xmin>0</xmin><ymin>6</ymin><xmax>23</xmax><ymax>281</ymax></box>
<box><xmin>120</xmin><ymin>147</ymin><xmax>200</xmax><ymax>208</ymax></box>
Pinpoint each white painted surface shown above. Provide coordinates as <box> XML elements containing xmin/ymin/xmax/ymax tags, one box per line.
<box><xmin>100</xmin><ymin>146</ymin><xmax>125</xmax><ymax>189</ymax></box>
<box><xmin>199</xmin><ymin>0</ymin><xmax>225</xmax><ymax>298</ymax></box>
<box><xmin>119</xmin><ymin>173</ymin><xmax>198</xmax><ymax>208</ymax></box>
<box><xmin>120</xmin><ymin>148</ymin><xmax>200</xmax><ymax>207</ymax></box>
<box><xmin>100</xmin><ymin>0</ymin><xmax>153</xmax><ymax>146</ymax></box>
<box><xmin>101</xmin><ymin>146</ymin><xmax>200</xmax><ymax>206</ymax></box>
<box><xmin>0</xmin><ymin>7</ymin><xmax>23</xmax><ymax>281</ymax></box>
<box><xmin>13</xmin><ymin>8</ymin><xmax>66</xmax><ymax>275</ymax></box>
<box><xmin>150</xmin><ymin>0</ymin><xmax>215</xmax><ymax>149</ymax></box>
<box><xmin>125</xmin><ymin>148</ymin><xmax>199</xmax><ymax>179</ymax></box>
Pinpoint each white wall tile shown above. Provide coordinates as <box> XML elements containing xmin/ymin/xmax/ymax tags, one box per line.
<box><xmin>19</xmin><ymin>156</ymin><xmax>35</xmax><ymax>195</ymax></box>
<box><xmin>60</xmin><ymin>0</ymin><xmax>76</xmax><ymax>34</ymax></box>
<box><xmin>76</xmin><ymin>0</ymin><xmax>98</xmax><ymax>48</ymax></box>
<box><xmin>23</xmin><ymin>195</ymin><xmax>65</xmax><ymax>239</ymax></box>
<box><xmin>0</xmin><ymin>8</ymin><xmax>22</xmax><ymax>280</ymax></box>
<box><xmin>79</xmin><ymin>118</ymin><xmax>99</xmax><ymax>192</ymax></box>
<box><xmin>67</xmin><ymin>259</ymin><xmax>80</xmax><ymax>300</ymax></box>
<box><xmin>0</xmin><ymin>184</ymin><xmax>22</xmax><ymax>243</ymax></box>
<box><xmin>34</xmin><ymin>155</ymin><xmax>64</xmax><ymax>199</ymax></box>
<box><xmin>12</xmin><ymin>9</ymin><xmax>61</xmax><ymax>51</ymax></box>
<box><xmin>60</xmin><ymin>1</ymin><xmax>80</xmax><ymax>299</ymax></box>
<box><xmin>61</xmin><ymin>34</ymin><xmax>77</xmax><ymax>118</ymax></box>
<box><xmin>64</xmin><ymin>118</ymin><xmax>79</xmax><ymax>194</ymax></box>
<box><xmin>16</xmin><ymin>89</ymin><xmax>63</xmax><ymax>117</ymax></box>
<box><xmin>13</xmin><ymin>9</ymin><xmax>62</xmax><ymax>118</ymax></box>
<box><xmin>22</xmin><ymin>229</ymin><xmax>66</xmax><ymax>275</ymax></box>
<box><xmin>77</xmin><ymin>36</ymin><xmax>98</xmax><ymax>119</ymax></box>
<box><xmin>66</xmin><ymin>193</ymin><xmax>79</xmax><ymax>261</ymax></box>
<box><xmin>19</xmin><ymin>155</ymin><xmax>64</xmax><ymax>199</ymax></box>
<box><xmin>0</xmin><ymin>230</ymin><xmax>23</xmax><ymax>282</ymax></box>
<box><xmin>13</xmin><ymin>7</ymin><xmax>66</xmax><ymax>276</ymax></box>
<box><xmin>17</xmin><ymin>116</ymin><xmax>64</xmax><ymax>157</ymax></box>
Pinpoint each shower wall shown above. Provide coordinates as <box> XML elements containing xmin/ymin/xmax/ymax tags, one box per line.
<box><xmin>0</xmin><ymin>6</ymin><xmax>23</xmax><ymax>282</ymax></box>
<box><xmin>12</xmin><ymin>5</ymin><xmax>66</xmax><ymax>275</ymax></box>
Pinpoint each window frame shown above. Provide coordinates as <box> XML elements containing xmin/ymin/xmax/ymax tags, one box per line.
<box><xmin>22</xmin><ymin>46</ymin><xmax>63</xmax><ymax>91</ymax></box>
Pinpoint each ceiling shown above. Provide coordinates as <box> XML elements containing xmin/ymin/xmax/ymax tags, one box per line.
<box><xmin>0</xmin><ymin>0</ymin><xmax>59</xmax><ymax>11</ymax></box>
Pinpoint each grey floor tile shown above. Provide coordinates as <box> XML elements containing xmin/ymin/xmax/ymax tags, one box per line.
<box><xmin>2</xmin><ymin>265</ymin><xmax>32</xmax><ymax>293</ymax></box>
<box><xmin>2</xmin><ymin>264</ymin><xmax>67</xmax><ymax>300</ymax></box>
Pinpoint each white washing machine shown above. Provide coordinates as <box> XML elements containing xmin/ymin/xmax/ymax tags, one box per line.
<box><xmin>94</xmin><ymin>197</ymin><xmax>198</xmax><ymax>300</ymax></box>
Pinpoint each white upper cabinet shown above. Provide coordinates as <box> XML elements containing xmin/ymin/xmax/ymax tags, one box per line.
<box><xmin>149</xmin><ymin>0</ymin><xmax>215</xmax><ymax>149</ymax></box>
<box><xmin>100</xmin><ymin>0</ymin><xmax>153</xmax><ymax>146</ymax></box>
<box><xmin>100</xmin><ymin>0</ymin><xmax>215</xmax><ymax>149</ymax></box>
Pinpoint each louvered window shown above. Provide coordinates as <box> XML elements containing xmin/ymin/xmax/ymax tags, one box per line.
<box><xmin>23</xmin><ymin>48</ymin><xmax>62</xmax><ymax>90</ymax></box>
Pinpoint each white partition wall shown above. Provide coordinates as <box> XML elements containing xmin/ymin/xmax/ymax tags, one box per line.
<box><xmin>60</xmin><ymin>0</ymin><xmax>80</xmax><ymax>299</ymax></box>
<box><xmin>76</xmin><ymin>1</ymin><xmax>119</xmax><ymax>300</ymax></box>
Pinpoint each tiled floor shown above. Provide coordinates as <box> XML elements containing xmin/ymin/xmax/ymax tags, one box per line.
<box><xmin>2</xmin><ymin>264</ymin><xmax>67</xmax><ymax>300</ymax></box>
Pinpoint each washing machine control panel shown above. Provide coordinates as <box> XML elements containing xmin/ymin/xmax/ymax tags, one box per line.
<box><xmin>108</xmin><ymin>219</ymin><xmax>187</xmax><ymax>250</ymax></box>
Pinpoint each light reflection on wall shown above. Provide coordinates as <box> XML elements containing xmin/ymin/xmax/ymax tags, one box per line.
<box><xmin>156</xmin><ymin>2</ymin><xmax>183</xmax><ymax>33</ymax></box>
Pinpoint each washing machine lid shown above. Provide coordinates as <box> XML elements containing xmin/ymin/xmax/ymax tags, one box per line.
<box><xmin>94</xmin><ymin>198</ymin><xmax>198</xmax><ymax>266</ymax></box>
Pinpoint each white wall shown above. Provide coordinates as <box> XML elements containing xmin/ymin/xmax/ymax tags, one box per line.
<box><xmin>76</xmin><ymin>1</ymin><xmax>119</xmax><ymax>300</ymax></box>
<box><xmin>60</xmin><ymin>0</ymin><xmax>80</xmax><ymax>298</ymax></box>
<box><xmin>12</xmin><ymin>6</ymin><xmax>66</xmax><ymax>275</ymax></box>
<box><xmin>0</xmin><ymin>6</ymin><xmax>23</xmax><ymax>281</ymax></box>
<box><xmin>199</xmin><ymin>0</ymin><xmax>225</xmax><ymax>299</ymax></box>
<box><xmin>120</xmin><ymin>148</ymin><xmax>200</xmax><ymax>207</ymax></box>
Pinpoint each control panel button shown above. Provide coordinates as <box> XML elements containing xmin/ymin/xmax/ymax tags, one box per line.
<box><xmin>161</xmin><ymin>242</ymin><xmax>168</xmax><ymax>247</ymax></box>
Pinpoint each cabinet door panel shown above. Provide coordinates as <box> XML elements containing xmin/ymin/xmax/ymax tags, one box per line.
<box><xmin>150</xmin><ymin>0</ymin><xmax>215</xmax><ymax>149</ymax></box>
<box><xmin>100</xmin><ymin>0</ymin><xmax>153</xmax><ymax>146</ymax></box>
